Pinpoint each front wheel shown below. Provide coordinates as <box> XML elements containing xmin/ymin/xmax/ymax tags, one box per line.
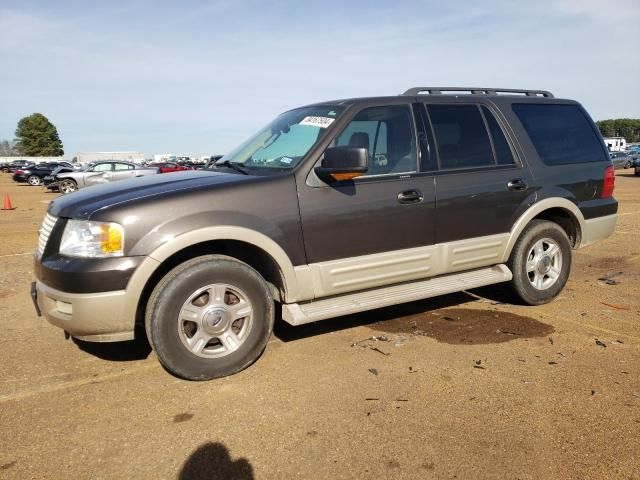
<box><xmin>145</xmin><ymin>255</ymin><xmax>274</xmax><ymax>380</ymax></box>
<box><xmin>59</xmin><ymin>179</ymin><xmax>77</xmax><ymax>194</ymax></box>
<box><xmin>508</xmin><ymin>220</ymin><xmax>571</xmax><ymax>305</ymax></box>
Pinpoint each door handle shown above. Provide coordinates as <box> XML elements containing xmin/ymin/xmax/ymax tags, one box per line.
<box><xmin>397</xmin><ymin>189</ymin><xmax>424</xmax><ymax>204</ymax></box>
<box><xmin>507</xmin><ymin>178</ymin><xmax>527</xmax><ymax>191</ymax></box>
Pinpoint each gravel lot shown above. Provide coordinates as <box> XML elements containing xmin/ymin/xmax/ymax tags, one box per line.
<box><xmin>0</xmin><ymin>172</ymin><xmax>638</xmax><ymax>480</ymax></box>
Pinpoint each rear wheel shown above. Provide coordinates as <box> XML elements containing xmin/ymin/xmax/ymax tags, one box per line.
<box><xmin>59</xmin><ymin>179</ymin><xmax>77</xmax><ymax>194</ymax></box>
<box><xmin>28</xmin><ymin>175</ymin><xmax>41</xmax><ymax>186</ymax></box>
<box><xmin>145</xmin><ymin>255</ymin><xmax>274</xmax><ymax>380</ymax></box>
<box><xmin>508</xmin><ymin>220</ymin><xmax>571</xmax><ymax>305</ymax></box>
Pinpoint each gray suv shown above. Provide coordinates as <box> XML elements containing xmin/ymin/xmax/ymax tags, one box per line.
<box><xmin>31</xmin><ymin>87</ymin><xmax>618</xmax><ymax>380</ymax></box>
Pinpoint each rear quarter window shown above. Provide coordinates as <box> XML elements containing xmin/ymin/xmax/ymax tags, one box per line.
<box><xmin>512</xmin><ymin>104</ymin><xmax>607</xmax><ymax>165</ymax></box>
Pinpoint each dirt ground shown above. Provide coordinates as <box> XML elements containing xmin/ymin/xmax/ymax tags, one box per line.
<box><xmin>0</xmin><ymin>172</ymin><xmax>638</xmax><ymax>480</ymax></box>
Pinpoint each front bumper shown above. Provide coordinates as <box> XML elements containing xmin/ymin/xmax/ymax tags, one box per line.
<box><xmin>33</xmin><ymin>280</ymin><xmax>134</xmax><ymax>342</ymax></box>
<box><xmin>33</xmin><ymin>251</ymin><xmax>149</xmax><ymax>342</ymax></box>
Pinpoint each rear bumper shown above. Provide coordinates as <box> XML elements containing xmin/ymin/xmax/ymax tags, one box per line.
<box><xmin>580</xmin><ymin>214</ymin><xmax>617</xmax><ymax>248</ymax></box>
<box><xmin>34</xmin><ymin>280</ymin><xmax>134</xmax><ymax>342</ymax></box>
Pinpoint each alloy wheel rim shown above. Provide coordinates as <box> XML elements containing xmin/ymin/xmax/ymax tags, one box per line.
<box><xmin>177</xmin><ymin>283</ymin><xmax>253</xmax><ymax>358</ymax></box>
<box><xmin>61</xmin><ymin>181</ymin><xmax>75</xmax><ymax>193</ymax></box>
<box><xmin>526</xmin><ymin>237</ymin><xmax>562</xmax><ymax>290</ymax></box>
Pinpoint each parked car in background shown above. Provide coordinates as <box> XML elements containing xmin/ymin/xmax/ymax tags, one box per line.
<box><xmin>12</xmin><ymin>163</ymin><xmax>74</xmax><ymax>186</ymax></box>
<box><xmin>626</xmin><ymin>145</ymin><xmax>640</xmax><ymax>154</ymax></box>
<box><xmin>195</xmin><ymin>155</ymin><xmax>224</xmax><ymax>170</ymax></box>
<box><xmin>43</xmin><ymin>166</ymin><xmax>76</xmax><ymax>191</ymax></box>
<box><xmin>2</xmin><ymin>159</ymin><xmax>35</xmax><ymax>173</ymax></box>
<box><xmin>610</xmin><ymin>151</ymin><xmax>634</xmax><ymax>169</ymax></box>
<box><xmin>152</xmin><ymin>162</ymin><xmax>193</xmax><ymax>173</ymax></box>
<box><xmin>55</xmin><ymin>161</ymin><xmax>159</xmax><ymax>194</ymax></box>
<box><xmin>633</xmin><ymin>158</ymin><xmax>640</xmax><ymax>176</ymax></box>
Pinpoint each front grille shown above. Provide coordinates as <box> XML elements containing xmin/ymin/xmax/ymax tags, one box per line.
<box><xmin>37</xmin><ymin>213</ymin><xmax>57</xmax><ymax>258</ymax></box>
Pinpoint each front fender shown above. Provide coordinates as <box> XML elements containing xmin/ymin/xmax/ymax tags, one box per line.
<box><xmin>119</xmin><ymin>225</ymin><xmax>302</xmax><ymax>328</ymax></box>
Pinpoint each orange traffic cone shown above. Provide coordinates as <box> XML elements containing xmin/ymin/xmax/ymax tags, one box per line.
<box><xmin>2</xmin><ymin>193</ymin><xmax>16</xmax><ymax>210</ymax></box>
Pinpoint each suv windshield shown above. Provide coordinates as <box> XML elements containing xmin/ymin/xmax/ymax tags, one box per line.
<box><xmin>220</xmin><ymin>105</ymin><xmax>345</xmax><ymax>171</ymax></box>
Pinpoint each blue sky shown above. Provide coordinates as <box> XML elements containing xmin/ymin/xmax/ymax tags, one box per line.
<box><xmin>1</xmin><ymin>0</ymin><xmax>638</xmax><ymax>158</ymax></box>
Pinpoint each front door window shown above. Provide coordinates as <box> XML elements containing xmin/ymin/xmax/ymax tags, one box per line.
<box><xmin>335</xmin><ymin>105</ymin><xmax>417</xmax><ymax>176</ymax></box>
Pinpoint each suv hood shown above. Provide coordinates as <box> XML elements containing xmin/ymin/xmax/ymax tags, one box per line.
<box><xmin>49</xmin><ymin>170</ymin><xmax>261</xmax><ymax>219</ymax></box>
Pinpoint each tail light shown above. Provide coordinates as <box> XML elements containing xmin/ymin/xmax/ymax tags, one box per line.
<box><xmin>601</xmin><ymin>165</ymin><xmax>615</xmax><ymax>198</ymax></box>
<box><xmin>15</xmin><ymin>169</ymin><xmax>24</xmax><ymax>174</ymax></box>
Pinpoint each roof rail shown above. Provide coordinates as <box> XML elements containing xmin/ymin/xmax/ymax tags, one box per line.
<box><xmin>402</xmin><ymin>87</ymin><xmax>554</xmax><ymax>98</ymax></box>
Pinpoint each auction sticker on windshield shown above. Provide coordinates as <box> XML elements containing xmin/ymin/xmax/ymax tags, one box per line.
<box><xmin>300</xmin><ymin>116</ymin><xmax>335</xmax><ymax>128</ymax></box>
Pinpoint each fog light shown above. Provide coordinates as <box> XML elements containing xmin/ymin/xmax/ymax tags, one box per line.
<box><xmin>56</xmin><ymin>300</ymin><xmax>72</xmax><ymax>315</ymax></box>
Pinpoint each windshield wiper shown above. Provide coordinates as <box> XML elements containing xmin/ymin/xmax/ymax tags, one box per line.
<box><xmin>215</xmin><ymin>159</ymin><xmax>249</xmax><ymax>175</ymax></box>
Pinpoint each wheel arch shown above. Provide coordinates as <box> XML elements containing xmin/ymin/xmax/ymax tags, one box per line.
<box><xmin>123</xmin><ymin>226</ymin><xmax>300</xmax><ymax>331</ymax></box>
<box><xmin>504</xmin><ymin>198</ymin><xmax>584</xmax><ymax>261</ymax></box>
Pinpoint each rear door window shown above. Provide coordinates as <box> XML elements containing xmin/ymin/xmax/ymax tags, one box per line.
<box><xmin>482</xmin><ymin>107</ymin><xmax>515</xmax><ymax>165</ymax></box>
<box><xmin>114</xmin><ymin>163</ymin><xmax>134</xmax><ymax>170</ymax></box>
<box><xmin>426</xmin><ymin>105</ymin><xmax>495</xmax><ymax>169</ymax></box>
<box><xmin>512</xmin><ymin>104</ymin><xmax>607</xmax><ymax>165</ymax></box>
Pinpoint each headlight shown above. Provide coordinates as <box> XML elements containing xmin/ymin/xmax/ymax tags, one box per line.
<box><xmin>59</xmin><ymin>220</ymin><xmax>124</xmax><ymax>257</ymax></box>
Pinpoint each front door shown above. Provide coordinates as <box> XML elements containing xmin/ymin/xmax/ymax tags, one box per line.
<box><xmin>84</xmin><ymin>162</ymin><xmax>114</xmax><ymax>186</ymax></box>
<box><xmin>298</xmin><ymin>103</ymin><xmax>436</xmax><ymax>297</ymax></box>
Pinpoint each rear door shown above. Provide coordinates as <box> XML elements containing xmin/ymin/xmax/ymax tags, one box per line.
<box><xmin>421</xmin><ymin>102</ymin><xmax>534</xmax><ymax>269</ymax></box>
<box><xmin>111</xmin><ymin>163</ymin><xmax>137</xmax><ymax>181</ymax></box>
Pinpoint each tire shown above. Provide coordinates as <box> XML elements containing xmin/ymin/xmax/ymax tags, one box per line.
<box><xmin>507</xmin><ymin>220</ymin><xmax>571</xmax><ymax>305</ymax></box>
<box><xmin>28</xmin><ymin>175</ymin><xmax>41</xmax><ymax>186</ymax></box>
<box><xmin>145</xmin><ymin>255</ymin><xmax>274</xmax><ymax>380</ymax></box>
<box><xmin>59</xmin><ymin>179</ymin><xmax>77</xmax><ymax>194</ymax></box>
<box><xmin>625</xmin><ymin>161</ymin><xmax>632</xmax><ymax>169</ymax></box>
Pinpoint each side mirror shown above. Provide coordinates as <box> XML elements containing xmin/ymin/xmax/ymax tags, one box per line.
<box><xmin>314</xmin><ymin>146</ymin><xmax>368</xmax><ymax>182</ymax></box>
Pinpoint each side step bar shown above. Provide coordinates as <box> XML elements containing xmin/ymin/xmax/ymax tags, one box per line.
<box><xmin>282</xmin><ymin>264</ymin><xmax>512</xmax><ymax>326</ymax></box>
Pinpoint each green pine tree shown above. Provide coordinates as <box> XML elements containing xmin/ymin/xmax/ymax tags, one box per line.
<box><xmin>14</xmin><ymin>113</ymin><xmax>64</xmax><ymax>156</ymax></box>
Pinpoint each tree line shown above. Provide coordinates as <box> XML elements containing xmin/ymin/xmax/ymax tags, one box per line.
<box><xmin>1</xmin><ymin>113</ymin><xmax>64</xmax><ymax>156</ymax></box>
<box><xmin>596</xmin><ymin>119</ymin><xmax>640</xmax><ymax>143</ymax></box>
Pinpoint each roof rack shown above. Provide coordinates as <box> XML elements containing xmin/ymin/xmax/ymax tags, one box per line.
<box><xmin>402</xmin><ymin>87</ymin><xmax>554</xmax><ymax>98</ymax></box>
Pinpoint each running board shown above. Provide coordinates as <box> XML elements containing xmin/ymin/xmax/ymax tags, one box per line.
<box><xmin>282</xmin><ymin>264</ymin><xmax>512</xmax><ymax>326</ymax></box>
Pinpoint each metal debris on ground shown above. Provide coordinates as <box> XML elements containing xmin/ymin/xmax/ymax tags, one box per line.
<box><xmin>600</xmin><ymin>302</ymin><xmax>630</xmax><ymax>310</ymax></box>
<box><xmin>595</xmin><ymin>339</ymin><xmax>607</xmax><ymax>348</ymax></box>
<box><xmin>497</xmin><ymin>329</ymin><xmax>522</xmax><ymax>336</ymax></box>
<box><xmin>548</xmin><ymin>361</ymin><xmax>558</xmax><ymax>365</ymax></box>
<box><xmin>368</xmin><ymin>368</ymin><xmax>379</xmax><ymax>376</ymax></box>
<box><xmin>548</xmin><ymin>336</ymin><xmax>554</xmax><ymax>345</ymax></box>
<box><xmin>369</xmin><ymin>346</ymin><xmax>390</xmax><ymax>356</ymax></box>
<box><xmin>462</xmin><ymin>290</ymin><xmax>503</xmax><ymax>305</ymax></box>
<box><xmin>365</xmin><ymin>398</ymin><xmax>379</xmax><ymax>401</ymax></box>
<box><xmin>611</xmin><ymin>339</ymin><xmax>624</xmax><ymax>345</ymax></box>
<box><xmin>597</xmin><ymin>271</ymin><xmax>623</xmax><ymax>286</ymax></box>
